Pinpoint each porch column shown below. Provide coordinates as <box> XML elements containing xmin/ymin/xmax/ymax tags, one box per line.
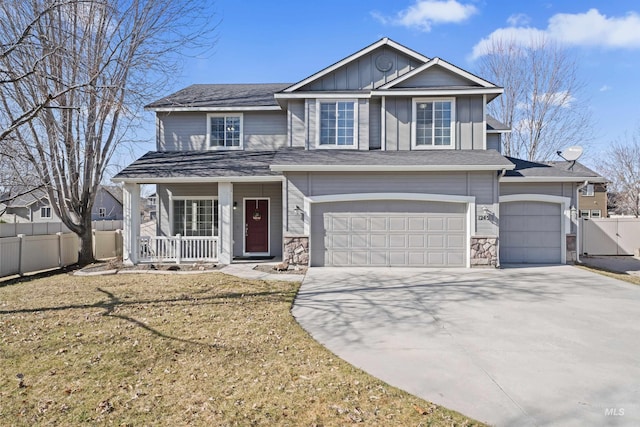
<box><xmin>122</xmin><ymin>182</ymin><xmax>140</xmax><ymax>265</ymax></box>
<box><xmin>218</xmin><ymin>182</ymin><xmax>233</xmax><ymax>264</ymax></box>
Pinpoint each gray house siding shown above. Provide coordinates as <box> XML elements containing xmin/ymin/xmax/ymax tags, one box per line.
<box><xmin>487</xmin><ymin>134</ymin><xmax>501</xmax><ymax>152</ymax></box>
<box><xmin>92</xmin><ymin>190</ymin><xmax>123</xmax><ymax>220</ymax></box>
<box><xmin>157</xmin><ymin>111</ymin><xmax>287</xmax><ymax>151</ymax></box>
<box><xmin>396</xmin><ymin>66</ymin><xmax>477</xmax><ymax>88</ymax></box>
<box><xmin>284</xmin><ymin>171</ymin><xmax>498</xmax><ymax>236</ymax></box>
<box><xmin>288</xmin><ymin>100</ymin><xmax>305</xmax><ymax>148</ymax></box>
<box><xmin>383</xmin><ymin>98</ymin><xmax>411</xmax><ymax>151</ymax></box>
<box><xmin>369</xmin><ymin>98</ymin><xmax>381</xmax><ymax>149</ymax></box>
<box><xmin>301</xmin><ymin>47</ymin><xmax>422</xmax><ymax>91</ymax></box>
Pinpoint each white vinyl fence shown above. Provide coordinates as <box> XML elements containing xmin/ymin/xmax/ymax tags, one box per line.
<box><xmin>581</xmin><ymin>217</ymin><xmax>640</xmax><ymax>256</ymax></box>
<box><xmin>0</xmin><ymin>229</ymin><xmax>123</xmax><ymax>278</ymax></box>
<box><xmin>0</xmin><ymin>220</ymin><xmax>122</xmax><ymax>238</ymax></box>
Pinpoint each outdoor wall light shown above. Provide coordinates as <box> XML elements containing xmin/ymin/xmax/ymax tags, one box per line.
<box><xmin>293</xmin><ymin>205</ymin><xmax>303</xmax><ymax>215</ymax></box>
<box><xmin>233</xmin><ymin>201</ymin><xmax>237</xmax><ymax>210</ymax></box>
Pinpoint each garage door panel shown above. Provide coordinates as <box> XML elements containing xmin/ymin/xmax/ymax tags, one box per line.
<box><xmin>500</xmin><ymin>201</ymin><xmax>562</xmax><ymax>264</ymax></box>
<box><xmin>315</xmin><ymin>201</ymin><xmax>467</xmax><ymax>267</ymax></box>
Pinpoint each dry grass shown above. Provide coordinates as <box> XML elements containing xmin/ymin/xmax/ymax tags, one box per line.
<box><xmin>576</xmin><ymin>264</ymin><xmax>640</xmax><ymax>286</ymax></box>
<box><xmin>0</xmin><ymin>272</ymin><xmax>482</xmax><ymax>426</ymax></box>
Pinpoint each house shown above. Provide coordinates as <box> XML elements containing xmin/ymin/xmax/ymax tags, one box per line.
<box><xmin>0</xmin><ymin>186</ymin><xmax>124</xmax><ymax>223</ymax></box>
<box><xmin>113</xmin><ymin>38</ymin><xmax>605</xmax><ymax>267</ymax></box>
<box><xmin>578</xmin><ymin>183</ymin><xmax>608</xmax><ymax>218</ymax></box>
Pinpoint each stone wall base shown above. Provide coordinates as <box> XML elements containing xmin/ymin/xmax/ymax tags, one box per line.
<box><xmin>283</xmin><ymin>235</ymin><xmax>309</xmax><ymax>266</ymax></box>
<box><xmin>566</xmin><ymin>234</ymin><xmax>577</xmax><ymax>264</ymax></box>
<box><xmin>471</xmin><ymin>236</ymin><xmax>498</xmax><ymax>268</ymax></box>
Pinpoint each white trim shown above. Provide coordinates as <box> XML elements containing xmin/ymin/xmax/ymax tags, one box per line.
<box><xmin>482</xmin><ymin>95</ymin><xmax>487</xmax><ymax>150</ymax></box>
<box><xmin>411</xmin><ymin>97</ymin><xmax>456</xmax><ymax>150</ymax></box>
<box><xmin>206</xmin><ymin>113</ymin><xmax>244</xmax><ymax>150</ymax></box>
<box><xmin>270</xmin><ymin>164</ymin><xmax>515</xmax><ymax>172</ymax></box>
<box><xmin>40</xmin><ymin>206</ymin><xmax>52</xmax><ymax>219</ymax></box>
<box><xmin>380</xmin><ymin>57</ymin><xmax>497</xmax><ymax>89</ymax></box>
<box><xmin>243</xmin><ymin>197</ymin><xmax>271</xmax><ymax>256</ymax></box>
<box><xmin>147</xmin><ymin>106</ymin><xmax>281</xmax><ymax>112</ymax></box>
<box><xmin>499</xmin><ymin>194</ymin><xmax>571</xmax><ymax>264</ymax></box>
<box><xmin>501</xmin><ymin>176</ymin><xmax>607</xmax><ymax>183</ymax></box>
<box><xmin>371</xmin><ymin>88</ymin><xmax>503</xmax><ymax>97</ymax></box>
<box><xmin>283</xmin><ymin>38</ymin><xmax>429</xmax><ymax>93</ymax></box>
<box><xmin>170</xmin><ymin>196</ymin><xmax>218</xmax><ymax>237</ymax></box>
<box><xmin>487</xmin><ymin>129</ymin><xmax>511</xmax><ymax>134</ymax></box>
<box><xmin>112</xmin><ymin>176</ymin><xmax>284</xmax><ymax>184</ymax></box>
<box><xmin>303</xmin><ymin>192</ymin><xmax>475</xmax><ymax>268</ymax></box>
<box><xmin>315</xmin><ymin>99</ymin><xmax>359</xmax><ymax>149</ymax></box>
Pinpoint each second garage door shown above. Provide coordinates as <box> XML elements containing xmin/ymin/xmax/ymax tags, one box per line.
<box><xmin>500</xmin><ymin>201</ymin><xmax>562</xmax><ymax>264</ymax></box>
<box><xmin>311</xmin><ymin>201</ymin><xmax>467</xmax><ymax>267</ymax></box>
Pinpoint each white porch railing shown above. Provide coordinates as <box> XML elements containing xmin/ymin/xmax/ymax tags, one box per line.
<box><xmin>138</xmin><ymin>235</ymin><xmax>218</xmax><ymax>263</ymax></box>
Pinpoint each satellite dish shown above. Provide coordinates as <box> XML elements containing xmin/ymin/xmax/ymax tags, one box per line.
<box><xmin>557</xmin><ymin>145</ymin><xmax>583</xmax><ymax>162</ymax></box>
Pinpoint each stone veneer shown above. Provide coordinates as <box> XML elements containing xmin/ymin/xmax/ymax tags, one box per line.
<box><xmin>283</xmin><ymin>235</ymin><xmax>309</xmax><ymax>266</ymax></box>
<box><xmin>470</xmin><ymin>236</ymin><xmax>498</xmax><ymax>267</ymax></box>
<box><xmin>566</xmin><ymin>234</ymin><xmax>577</xmax><ymax>263</ymax></box>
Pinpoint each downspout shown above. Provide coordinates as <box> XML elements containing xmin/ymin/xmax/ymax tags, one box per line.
<box><xmin>575</xmin><ymin>180</ymin><xmax>589</xmax><ymax>263</ymax></box>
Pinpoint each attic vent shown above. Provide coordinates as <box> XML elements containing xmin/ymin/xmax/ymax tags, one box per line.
<box><xmin>375</xmin><ymin>54</ymin><xmax>394</xmax><ymax>72</ymax></box>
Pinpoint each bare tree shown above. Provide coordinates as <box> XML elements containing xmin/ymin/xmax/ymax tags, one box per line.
<box><xmin>475</xmin><ymin>36</ymin><xmax>592</xmax><ymax>161</ymax></box>
<box><xmin>599</xmin><ymin>130</ymin><xmax>640</xmax><ymax>217</ymax></box>
<box><xmin>0</xmin><ymin>0</ymin><xmax>217</xmax><ymax>264</ymax></box>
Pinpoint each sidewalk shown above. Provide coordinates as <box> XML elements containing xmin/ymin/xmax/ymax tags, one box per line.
<box><xmin>580</xmin><ymin>255</ymin><xmax>640</xmax><ymax>277</ymax></box>
<box><xmin>219</xmin><ymin>262</ymin><xmax>304</xmax><ymax>282</ymax></box>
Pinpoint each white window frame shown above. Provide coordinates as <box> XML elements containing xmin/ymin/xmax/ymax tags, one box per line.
<box><xmin>590</xmin><ymin>209</ymin><xmax>601</xmax><ymax>218</ymax></box>
<box><xmin>98</xmin><ymin>207</ymin><xmax>106</xmax><ymax>218</ymax></box>
<box><xmin>315</xmin><ymin>99</ymin><xmax>358</xmax><ymax>149</ymax></box>
<box><xmin>582</xmin><ymin>184</ymin><xmax>595</xmax><ymax>196</ymax></box>
<box><xmin>411</xmin><ymin>97</ymin><xmax>456</xmax><ymax>150</ymax></box>
<box><xmin>206</xmin><ymin>113</ymin><xmax>243</xmax><ymax>150</ymax></box>
<box><xmin>40</xmin><ymin>206</ymin><xmax>52</xmax><ymax>219</ymax></box>
<box><xmin>170</xmin><ymin>196</ymin><xmax>219</xmax><ymax>237</ymax></box>
<box><xmin>580</xmin><ymin>209</ymin><xmax>591</xmax><ymax>218</ymax></box>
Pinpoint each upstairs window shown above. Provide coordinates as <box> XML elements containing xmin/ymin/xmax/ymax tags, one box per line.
<box><xmin>207</xmin><ymin>114</ymin><xmax>243</xmax><ymax>149</ymax></box>
<box><xmin>99</xmin><ymin>207</ymin><xmax>106</xmax><ymax>218</ymax></box>
<box><xmin>40</xmin><ymin>206</ymin><xmax>52</xmax><ymax>219</ymax></box>
<box><xmin>318</xmin><ymin>101</ymin><xmax>357</xmax><ymax>148</ymax></box>
<box><xmin>412</xmin><ymin>98</ymin><xmax>455</xmax><ymax>149</ymax></box>
<box><xmin>582</xmin><ymin>184</ymin><xmax>595</xmax><ymax>196</ymax></box>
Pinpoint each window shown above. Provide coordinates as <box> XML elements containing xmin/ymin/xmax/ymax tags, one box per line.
<box><xmin>582</xmin><ymin>184</ymin><xmax>595</xmax><ymax>196</ymax></box>
<box><xmin>40</xmin><ymin>206</ymin><xmax>51</xmax><ymax>219</ymax></box>
<box><xmin>591</xmin><ymin>209</ymin><xmax>601</xmax><ymax>218</ymax></box>
<box><xmin>207</xmin><ymin>114</ymin><xmax>242</xmax><ymax>149</ymax></box>
<box><xmin>172</xmin><ymin>199</ymin><xmax>218</xmax><ymax>236</ymax></box>
<box><xmin>318</xmin><ymin>101</ymin><xmax>357</xmax><ymax>147</ymax></box>
<box><xmin>99</xmin><ymin>207</ymin><xmax>106</xmax><ymax>218</ymax></box>
<box><xmin>580</xmin><ymin>210</ymin><xmax>591</xmax><ymax>218</ymax></box>
<box><xmin>412</xmin><ymin>98</ymin><xmax>455</xmax><ymax>149</ymax></box>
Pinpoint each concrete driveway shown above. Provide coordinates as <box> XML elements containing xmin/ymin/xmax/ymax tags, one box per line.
<box><xmin>292</xmin><ymin>266</ymin><xmax>640</xmax><ymax>426</ymax></box>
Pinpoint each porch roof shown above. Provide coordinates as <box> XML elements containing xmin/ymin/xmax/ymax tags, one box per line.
<box><xmin>270</xmin><ymin>148</ymin><xmax>516</xmax><ymax>172</ymax></box>
<box><xmin>503</xmin><ymin>157</ymin><xmax>607</xmax><ymax>182</ymax></box>
<box><xmin>112</xmin><ymin>150</ymin><xmax>281</xmax><ymax>183</ymax></box>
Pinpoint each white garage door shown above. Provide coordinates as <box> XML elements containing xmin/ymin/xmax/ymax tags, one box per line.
<box><xmin>500</xmin><ymin>201</ymin><xmax>562</xmax><ymax>264</ymax></box>
<box><xmin>311</xmin><ymin>201</ymin><xmax>466</xmax><ymax>267</ymax></box>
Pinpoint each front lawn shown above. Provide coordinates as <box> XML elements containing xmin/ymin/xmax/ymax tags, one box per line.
<box><xmin>0</xmin><ymin>272</ymin><xmax>482</xmax><ymax>426</ymax></box>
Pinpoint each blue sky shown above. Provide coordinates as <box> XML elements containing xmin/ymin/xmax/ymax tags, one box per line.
<box><xmin>129</xmin><ymin>0</ymin><xmax>640</xmax><ymax>171</ymax></box>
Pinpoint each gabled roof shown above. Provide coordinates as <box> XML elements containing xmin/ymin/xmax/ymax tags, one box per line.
<box><xmin>6</xmin><ymin>188</ymin><xmax>48</xmax><ymax>208</ymax></box>
<box><xmin>503</xmin><ymin>157</ymin><xmax>607</xmax><ymax>182</ymax></box>
<box><xmin>282</xmin><ymin>38</ymin><xmax>429</xmax><ymax>93</ymax></box>
<box><xmin>145</xmin><ymin>84</ymin><xmax>290</xmax><ymax>111</ymax></box>
<box><xmin>486</xmin><ymin>115</ymin><xmax>510</xmax><ymax>133</ymax></box>
<box><xmin>100</xmin><ymin>185</ymin><xmax>123</xmax><ymax>205</ymax></box>
<box><xmin>380</xmin><ymin>57</ymin><xmax>497</xmax><ymax>89</ymax></box>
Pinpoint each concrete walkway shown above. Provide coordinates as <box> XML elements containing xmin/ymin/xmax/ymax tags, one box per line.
<box><xmin>292</xmin><ymin>266</ymin><xmax>640</xmax><ymax>426</ymax></box>
<box><xmin>219</xmin><ymin>262</ymin><xmax>304</xmax><ymax>282</ymax></box>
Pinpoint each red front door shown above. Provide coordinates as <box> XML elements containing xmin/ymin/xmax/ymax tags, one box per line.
<box><xmin>245</xmin><ymin>199</ymin><xmax>269</xmax><ymax>253</ymax></box>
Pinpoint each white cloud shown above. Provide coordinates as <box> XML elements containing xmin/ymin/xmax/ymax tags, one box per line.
<box><xmin>517</xmin><ymin>91</ymin><xmax>575</xmax><ymax>110</ymax></box>
<box><xmin>373</xmin><ymin>0</ymin><xmax>477</xmax><ymax>32</ymax></box>
<box><xmin>507</xmin><ymin>13</ymin><xmax>531</xmax><ymax>27</ymax></box>
<box><xmin>471</xmin><ymin>8</ymin><xmax>640</xmax><ymax>59</ymax></box>
<box><xmin>600</xmin><ymin>85</ymin><xmax>612</xmax><ymax>92</ymax></box>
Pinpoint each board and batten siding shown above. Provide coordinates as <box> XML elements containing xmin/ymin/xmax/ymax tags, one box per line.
<box><xmin>301</xmin><ymin>47</ymin><xmax>422</xmax><ymax>91</ymax></box>
<box><xmin>157</xmin><ymin>111</ymin><xmax>287</xmax><ymax>151</ymax></box>
<box><xmin>487</xmin><ymin>134</ymin><xmax>501</xmax><ymax>152</ymax></box>
<box><xmin>395</xmin><ymin>66</ymin><xmax>476</xmax><ymax>88</ymax></box>
<box><xmin>288</xmin><ymin>100</ymin><xmax>305</xmax><ymax>148</ymax></box>
<box><xmin>284</xmin><ymin>171</ymin><xmax>498</xmax><ymax>236</ymax></box>
<box><xmin>369</xmin><ymin>98</ymin><xmax>381</xmax><ymax>149</ymax></box>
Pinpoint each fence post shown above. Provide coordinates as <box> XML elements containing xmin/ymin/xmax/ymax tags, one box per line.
<box><xmin>17</xmin><ymin>234</ymin><xmax>25</xmax><ymax>276</ymax></box>
<box><xmin>176</xmin><ymin>234</ymin><xmax>182</xmax><ymax>265</ymax></box>
<box><xmin>57</xmin><ymin>232</ymin><xmax>63</xmax><ymax>267</ymax></box>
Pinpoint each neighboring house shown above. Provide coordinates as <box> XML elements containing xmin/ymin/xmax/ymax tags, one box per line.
<box><xmin>141</xmin><ymin>192</ymin><xmax>157</xmax><ymax>221</ymax></box>
<box><xmin>0</xmin><ymin>186</ymin><xmax>124</xmax><ymax>223</ymax></box>
<box><xmin>578</xmin><ymin>183</ymin><xmax>608</xmax><ymax>218</ymax></box>
<box><xmin>113</xmin><ymin>38</ymin><xmax>605</xmax><ymax>267</ymax></box>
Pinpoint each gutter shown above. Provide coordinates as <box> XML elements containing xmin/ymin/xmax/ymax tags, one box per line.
<box><xmin>575</xmin><ymin>180</ymin><xmax>589</xmax><ymax>263</ymax></box>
